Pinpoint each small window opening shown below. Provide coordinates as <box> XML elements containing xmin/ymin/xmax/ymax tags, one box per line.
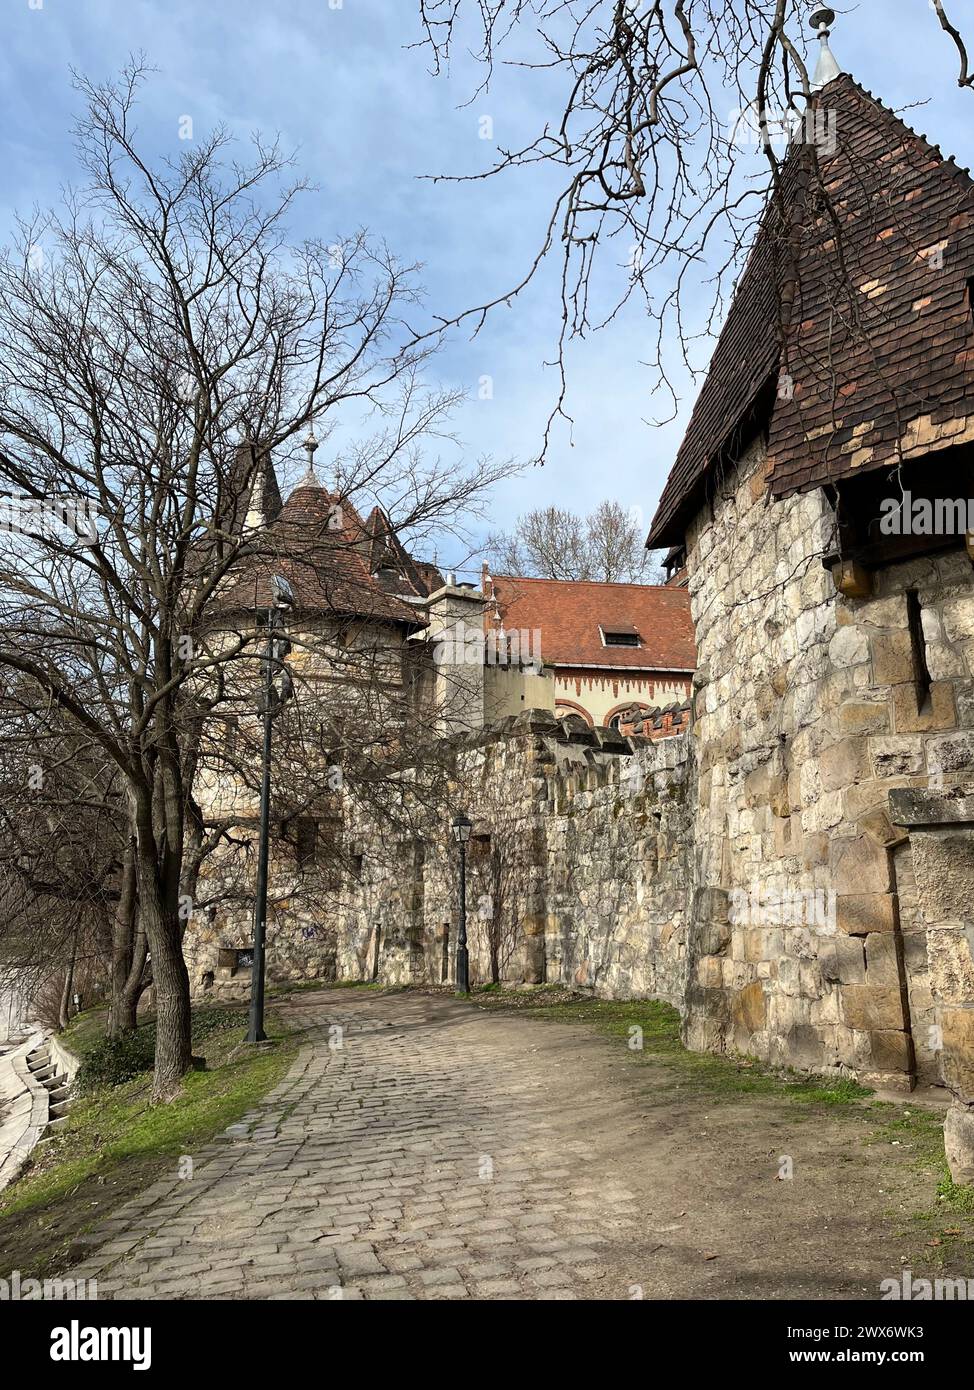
<box><xmin>295</xmin><ymin>817</ymin><xmax>318</xmax><ymax>868</ymax></box>
<box><xmin>600</xmin><ymin>625</ymin><xmax>641</xmax><ymax>648</ymax></box>
<box><xmin>906</xmin><ymin>589</ymin><xmax>932</xmax><ymax>713</ymax></box>
<box><xmin>224</xmin><ymin>716</ymin><xmax>239</xmax><ymax>761</ymax></box>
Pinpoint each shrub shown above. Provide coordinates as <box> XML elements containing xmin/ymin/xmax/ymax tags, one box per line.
<box><xmin>74</xmin><ymin>1008</ymin><xmax>248</xmax><ymax>1094</ymax></box>
<box><xmin>76</xmin><ymin>1027</ymin><xmax>156</xmax><ymax>1093</ymax></box>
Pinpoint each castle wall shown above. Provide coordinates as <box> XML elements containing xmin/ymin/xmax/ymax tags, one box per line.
<box><xmin>327</xmin><ymin>713</ymin><xmax>695</xmax><ymax>1007</ymax></box>
<box><xmin>683</xmin><ymin>435</ymin><xmax>974</xmax><ymax>1130</ymax></box>
<box><xmin>184</xmin><ymin>451</ymin><xmax>974</xmax><ymax>1181</ymax></box>
<box><xmin>186</xmin><ymin>712</ymin><xmax>695</xmax><ymax>1012</ymax></box>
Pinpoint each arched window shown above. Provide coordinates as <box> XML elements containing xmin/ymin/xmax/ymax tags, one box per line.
<box><xmin>554</xmin><ymin>699</ymin><xmax>594</xmax><ymax>726</ymax></box>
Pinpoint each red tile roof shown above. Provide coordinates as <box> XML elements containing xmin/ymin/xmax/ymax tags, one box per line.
<box><xmin>648</xmin><ymin>74</ymin><xmax>974</xmax><ymax>548</ymax></box>
<box><xmin>487</xmin><ymin>575</ymin><xmax>696</xmax><ymax>671</ymax></box>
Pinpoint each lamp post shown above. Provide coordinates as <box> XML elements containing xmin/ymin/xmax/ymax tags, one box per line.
<box><xmin>451</xmin><ymin>811</ymin><xmax>472</xmax><ymax>994</ymax></box>
<box><xmin>246</xmin><ymin>571</ymin><xmax>295</xmax><ymax>1044</ymax></box>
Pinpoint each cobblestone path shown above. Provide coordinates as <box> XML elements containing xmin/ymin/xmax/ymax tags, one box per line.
<box><xmin>66</xmin><ymin>988</ymin><xmax>943</xmax><ymax>1300</ymax></box>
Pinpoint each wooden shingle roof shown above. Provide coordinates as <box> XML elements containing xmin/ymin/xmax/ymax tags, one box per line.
<box><xmin>648</xmin><ymin>74</ymin><xmax>974</xmax><ymax>548</ymax></box>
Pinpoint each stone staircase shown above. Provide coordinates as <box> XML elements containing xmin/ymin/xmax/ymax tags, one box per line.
<box><xmin>26</xmin><ymin>1041</ymin><xmax>73</xmax><ymax>1136</ymax></box>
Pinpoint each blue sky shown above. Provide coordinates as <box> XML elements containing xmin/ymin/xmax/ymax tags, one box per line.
<box><xmin>2</xmin><ymin>1</ymin><xmax>972</xmax><ymax>574</ymax></box>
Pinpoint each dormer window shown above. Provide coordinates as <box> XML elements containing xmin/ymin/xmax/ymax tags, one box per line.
<box><xmin>599</xmin><ymin>624</ymin><xmax>641</xmax><ymax>648</ymax></box>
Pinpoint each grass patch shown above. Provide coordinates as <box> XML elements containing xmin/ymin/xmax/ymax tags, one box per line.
<box><xmin>75</xmin><ymin>1006</ymin><xmax>247</xmax><ymax>1093</ymax></box>
<box><xmin>0</xmin><ymin>1003</ymin><xmax>297</xmax><ymax>1277</ymax></box>
<box><xmin>459</xmin><ymin>989</ymin><xmax>873</xmax><ymax>1106</ymax></box>
<box><xmin>865</xmin><ymin>1104</ymin><xmax>974</xmax><ymax>1268</ymax></box>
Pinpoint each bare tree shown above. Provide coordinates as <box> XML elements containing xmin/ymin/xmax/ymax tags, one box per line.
<box><xmin>490</xmin><ymin>499</ymin><xmax>662</xmax><ymax>581</ymax></box>
<box><xmin>0</xmin><ymin>59</ymin><xmax>507</xmax><ymax>1098</ymax></box>
<box><xmin>414</xmin><ymin>2</ymin><xmax>974</xmax><ymax>448</ymax></box>
<box><xmin>0</xmin><ymin>683</ymin><xmax>127</xmax><ymax>1033</ymax></box>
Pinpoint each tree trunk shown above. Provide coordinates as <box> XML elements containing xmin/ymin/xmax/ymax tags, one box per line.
<box><xmin>116</xmin><ymin>931</ymin><xmax>149</xmax><ymax>1035</ymax></box>
<box><xmin>58</xmin><ymin>932</ymin><xmax>77</xmax><ymax>1031</ymax></box>
<box><xmin>138</xmin><ymin>850</ymin><xmax>193</xmax><ymax>1101</ymax></box>
<box><xmin>108</xmin><ymin>837</ymin><xmax>141</xmax><ymax>1037</ymax></box>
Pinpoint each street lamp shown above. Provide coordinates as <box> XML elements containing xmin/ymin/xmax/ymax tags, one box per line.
<box><xmin>451</xmin><ymin>811</ymin><xmax>473</xmax><ymax>994</ymax></box>
<box><xmin>246</xmin><ymin>571</ymin><xmax>295</xmax><ymax>1044</ymax></box>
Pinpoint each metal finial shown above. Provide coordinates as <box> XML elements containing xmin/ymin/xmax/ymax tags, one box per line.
<box><xmin>810</xmin><ymin>7</ymin><xmax>842</xmax><ymax>91</ymax></box>
<box><xmin>303</xmin><ymin>423</ymin><xmax>319</xmax><ymax>464</ymax></box>
<box><xmin>298</xmin><ymin>423</ymin><xmax>320</xmax><ymax>487</ymax></box>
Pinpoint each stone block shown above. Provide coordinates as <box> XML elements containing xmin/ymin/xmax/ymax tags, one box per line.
<box><xmin>731</xmin><ymin>980</ymin><xmax>766</xmax><ymax>1036</ymax></box>
<box><xmin>802</xmin><ymin>830</ymin><xmax>829</xmax><ymax>868</ymax></box>
<box><xmin>697</xmin><ymin>917</ymin><xmax>732</xmax><ymax>957</ymax></box>
<box><xmin>695</xmin><ymin>885</ymin><xmax>730</xmax><ymax>922</ymax></box>
<box><xmin>840</xmin><ymin>984</ymin><xmax>908</xmax><ymax>1031</ymax></box>
<box><xmin>889</xmin><ymin>787</ymin><xmax>974</xmax><ymax>827</ymax></box>
<box><xmin>843</xmin><ymin>777</ymin><xmax>906</xmax><ymax>825</ymax></box>
<box><xmin>869</xmin><ymin>736</ymin><xmax>924</xmax><ymax>778</ymax></box>
<box><xmin>864</xmin><ymin>932</ymin><xmax>902</xmax><ymax>987</ymax></box>
<box><xmin>868</xmin><ymin>1030</ymin><xmax>914</xmax><ymax>1075</ymax></box>
<box><xmin>773</xmin><ymin>815</ymin><xmax>798</xmax><ymax>856</ymax></box>
<box><xmin>820</xmin><ymin>737</ymin><xmax>870</xmax><ymax>791</ymax></box>
<box><xmin>836</xmin><ymin>893</ymin><xmax>898</xmax><ymax>935</ymax></box>
<box><xmin>744</xmin><ymin>928</ymin><xmax>766</xmax><ymax>964</ymax></box>
<box><xmin>910</xmin><ymin>831</ymin><xmax>974</xmax><ymax>924</ymax></box>
<box><xmin>828</xmin><ymin>626</ymin><xmax>869</xmax><ymax>668</ymax></box>
<box><xmin>801</xmin><ymin>792</ymin><xmax>844</xmax><ymax>833</ymax></box>
<box><xmin>784</xmin><ymin>1023</ymin><xmax>829</xmax><ymax>1068</ymax></box>
<box><xmin>941</xmin><ymin>1008</ymin><xmax>974</xmax><ymax>1104</ymax></box>
<box><xmin>927</xmin><ymin>929</ymin><xmax>974</xmax><ymax>1005</ymax></box>
<box><xmin>821</xmin><ymin>936</ymin><xmax>866</xmax><ymax>985</ymax></box>
<box><xmin>870</xmin><ymin>630</ymin><xmax>915</xmax><ymax>685</ymax></box>
<box><xmin>839</xmin><ymin>699</ymin><xmax>890</xmax><ymax>735</ymax></box>
<box><xmin>941</xmin><ymin>596</ymin><xmax>974</xmax><ymax>643</ymax></box>
<box><xmin>696</xmin><ymin>956</ymin><xmax>723</xmax><ymax>989</ymax></box>
<box><xmin>857</xmin><ymin>807</ymin><xmax>908</xmax><ymax>849</ymax></box>
<box><xmin>892</xmin><ymin>681</ymin><xmax>956</xmax><ymax>734</ymax></box>
<box><xmin>830</xmin><ymin>835</ymin><xmax>893</xmax><ymax>894</ymax></box>
<box><xmin>768</xmin><ymin>772</ymin><xmax>790</xmax><ymax>819</ymax></box>
<box><xmin>944</xmin><ymin>1103</ymin><xmax>974</xmax><ymax>1186</ymax></box>
<box><xmin>723</xmin><ymin>958</ymin><xmax>750</xmax><ymax>990</ymax></box>
<box><xmin>744</xmin><ymin>763</ymin><xmax>770</xmax><ymax>802</ymax></box>
<box><xmin>832</xmin><ymin>560</ymin><xmax>872</xmax><ymax>599</ymax></box>
<box><xmin>926</xmin><ymin>731</ymin><xmax>974</xmax><ymax>778</ymax></box>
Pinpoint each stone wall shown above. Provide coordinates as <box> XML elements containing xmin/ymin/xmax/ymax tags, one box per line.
<box><xmin>187</xmin><ymin>711</ymin><xmax>696</xmax><ymax>1013</ymax></box>
<box><xmin>331</xmin><ymin>710</ymin><xmax>696</xmax><ymax>1008</ymax></box>
<box><xmin>683</xmin><ymin>433</ymin><xmax>974</xmax><ymax>1174</ymax></box>
<box><xmin>184</xmin><ymin>439</ymin><xmax>974</xmax><ymax>1182</ymax></box>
